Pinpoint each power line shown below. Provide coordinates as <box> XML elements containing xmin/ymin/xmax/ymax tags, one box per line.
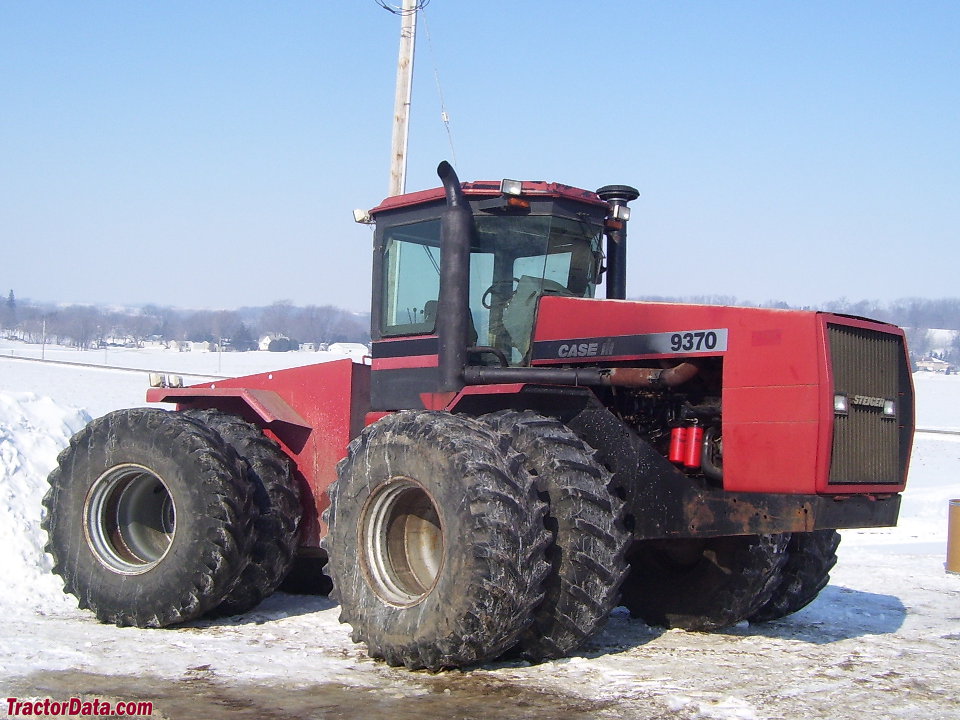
<box><xmin>375</xmin><ymin>0</ymin><xmax>429</xmax><ymax>16</ymax></box>
<box><xmin>419</xmin><ymin>5</ymin><xmax>458</xmax><ymax>170</ymax></box>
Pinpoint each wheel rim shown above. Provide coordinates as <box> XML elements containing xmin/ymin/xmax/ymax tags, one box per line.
<box><xmin>359</xmin><ymin>477</ymin><xmax>444</xmax><ymax>606</ymax></box>
<box><xmin>83</xmin><ymin>464</ymin><xmax>176</xmax><ymax>574</ymax></box>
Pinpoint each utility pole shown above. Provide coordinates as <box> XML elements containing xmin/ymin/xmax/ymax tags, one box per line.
<box><xmin>388</xmin><ymin>0</ymin><xmax>418</xmax><ymax>197</ymax></box>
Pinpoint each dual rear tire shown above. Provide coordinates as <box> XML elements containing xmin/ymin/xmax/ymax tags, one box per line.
<box><xmin>43</xmin><ymin>408</ymin><xmax>300</xmax><ymax>627</ymax></box>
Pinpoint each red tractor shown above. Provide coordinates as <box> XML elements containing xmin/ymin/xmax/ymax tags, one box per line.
<box><xmin>43</xmin><ymin>162</ymin><xmax>914</xmax><ymax>670</ymax></box>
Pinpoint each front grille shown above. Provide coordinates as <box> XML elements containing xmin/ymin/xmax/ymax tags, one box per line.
<box><xmin>828</xmin><ymin>323</ymin><xmax>913</xmax><ymax>486</ymax></box>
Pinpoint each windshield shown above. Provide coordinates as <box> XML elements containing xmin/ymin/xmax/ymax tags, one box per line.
<box><xmin>380</xmin><ymin>213</ymin><xmax>602</xmax><ymax>364</ymax></box>
<box><xmin>471</xmin><ymin>215</ymin><xmax>602</xmax><ymax>363</ymax></box>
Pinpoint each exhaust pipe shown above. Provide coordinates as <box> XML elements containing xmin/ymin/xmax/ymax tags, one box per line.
<box><xmin>436</xmin><ymin>161</ymin><xmax>472</xmax><ymax>393</ymax></box>
<box><xmin>463</xmin><ymin>361</ymin><xmax>700</xmax><ymax>389</ymax></box>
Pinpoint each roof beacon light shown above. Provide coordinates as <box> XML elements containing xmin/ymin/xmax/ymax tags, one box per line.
<box><xmin>500</xmin><ymin>178</ymin><xmax>523</xmax><ymax>196</ymax></box>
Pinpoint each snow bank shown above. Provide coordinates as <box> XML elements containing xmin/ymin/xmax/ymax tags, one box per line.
<box><xmin>0</xmin><ymin>392</ymin><xmax>90</xmax><ymax>616</ymax></box>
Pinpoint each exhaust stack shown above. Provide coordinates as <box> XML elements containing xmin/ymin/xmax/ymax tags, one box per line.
<box><xmin>436</xmin><ymin>161</ymin><xmax>472</xmax><ymax>392</ymax></box>
<box><xmin>596</xmin><ymin>184</ymin><xmax>640</xmax><ymax>300</ymax></box>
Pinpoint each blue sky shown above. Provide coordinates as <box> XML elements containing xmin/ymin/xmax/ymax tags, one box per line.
<box><xmin>2</xmin><ymin>1</ymin><xmax>958</xmax><ymax>312</ymax></box>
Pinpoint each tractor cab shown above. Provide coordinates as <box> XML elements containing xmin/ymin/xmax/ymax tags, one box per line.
<box><xmin>366</xmin><ymin>172</ymin><xmax>617</xmax><ymax>409</ymax></box>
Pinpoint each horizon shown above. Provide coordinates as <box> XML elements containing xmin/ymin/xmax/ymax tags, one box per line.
<box><xmin>5</xmin><ymin>288</ymin><xmax>960</xmax><ymax>329</ymax></box>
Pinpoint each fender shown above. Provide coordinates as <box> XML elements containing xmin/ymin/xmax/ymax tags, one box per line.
<box><xmin>146</xmin><ymin>386</ymin><xmax>311</xmax><ymax>430</ymax></box>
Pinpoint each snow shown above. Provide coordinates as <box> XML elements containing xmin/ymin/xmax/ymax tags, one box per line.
<box><xmin>1</xmin><ymin>347</ymin><xmax>958</xmax><ymax>718</ymax></box>
<box><xmin>913</xmin><ymin>371</ymin><xmax>960</xmax><ymax>431</ymax></box>
<box><xmin>0</xmin><ymin>392</ymin><xmax>89</xmax><ymax>616</ymax></box>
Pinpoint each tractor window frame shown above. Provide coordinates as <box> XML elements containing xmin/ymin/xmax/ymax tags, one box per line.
<box><xmin>379</xmin><ymin>219</ymin><xmax>443</xmax><ymax>338</ymax></box>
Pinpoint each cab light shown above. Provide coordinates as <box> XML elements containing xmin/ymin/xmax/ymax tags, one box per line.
<box><xmin>500</xmin><ymin>178</ymin><xmax>523</xmax><ymax>196</ymax></box>
<box><xmin>505</xmin><ymin>196</ymin><xmax>530</xmax><ymax>209</ymax></box>
<box><xmin>353</xmin><ymin>208</ymin><xmax>374</xmax><ymax>224</ymax></box>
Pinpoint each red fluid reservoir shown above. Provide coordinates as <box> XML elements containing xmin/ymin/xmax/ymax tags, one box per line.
<box><xmin>669</xmin><ymin>427</ymin><xmax>686</xmax><ymax>464</ymax></box>
<box><xmin>684</xmin><ymin>426</ymin><xmax>704</xmax><ymax>469</ymax></box>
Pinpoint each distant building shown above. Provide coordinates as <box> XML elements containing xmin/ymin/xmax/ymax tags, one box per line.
<box><xmin>328</xmin><ymin>342</ymin><xmax>370</xmax><ymax>360</ymax></box>
<box><xmin>916</xmin><ymin>357</ymin><xmax>955</xmax><ymax>373</ymax></box>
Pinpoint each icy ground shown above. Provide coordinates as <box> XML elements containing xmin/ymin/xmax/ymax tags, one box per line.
<box><xmin>0</xmin><ymin>343</ymin><xmax>958</xmax><ymax>719</ymax></box>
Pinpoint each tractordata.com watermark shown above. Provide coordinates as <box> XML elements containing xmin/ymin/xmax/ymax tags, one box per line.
<box><xmin>6</xmin><ymin>697</ymin><xmax>153</xmax><ymax>717</ymax></box>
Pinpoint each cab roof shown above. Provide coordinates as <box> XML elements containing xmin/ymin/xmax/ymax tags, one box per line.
<box><xmin>369</xmin><ymin>180</ymin><xmax>608</xmax><ymax>216</ymax></box>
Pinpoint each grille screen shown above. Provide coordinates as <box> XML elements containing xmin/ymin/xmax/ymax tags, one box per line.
<box><xmin>828</xmin><ymin>323</ymin><xmax>912</xmax><ymax>485</ymax></box>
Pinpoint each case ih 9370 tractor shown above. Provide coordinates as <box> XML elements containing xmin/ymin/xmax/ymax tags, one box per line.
<box><xmin>44</xmin><ymin>162</ymin><xmax>914</xmax><ymax>670</ymax></box>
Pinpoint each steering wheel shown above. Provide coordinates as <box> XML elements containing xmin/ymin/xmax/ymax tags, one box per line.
<box><xmin>481</xmin><ymin>278</ymin><xmax>520</xmax><ymax>309</ymax></box>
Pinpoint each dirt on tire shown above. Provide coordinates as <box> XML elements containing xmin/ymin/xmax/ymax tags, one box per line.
<box><xmin>42</xmin><ymin>408</ymin><xmax>255</xmax><ymax>627</ymax></box>
<box><xmin>325</xmin><ymin>410</ymin><xmax>551</xmax><ymax>670</ymax></box>
<box><xmin>622</xmin><ymin>533</ymin><xmax>789</xmax><ymax>630</ymax></box>
<box><xmin>184</xmin><ymin>409</ymin><xmax>302</xmax><ymax>618</ymax></box>
<box><xmin>750</xmin><ymin>529</ymin><xmax>841</xmax><ymax>623</ymax></box>
<box><xmin>481</xmin><ymin>409</ymin><xmax>630</xmax><ymax>660</ymax></box>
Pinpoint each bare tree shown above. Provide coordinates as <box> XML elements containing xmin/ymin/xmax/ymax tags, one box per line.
<box><xmin>261</xmin><ymin>300</ymin><xmax>294</xmax><ymax>338</ymax></box>
<box><xmin>905</xmin><ymin>327</ymin><xmax>932</xmax><ymax>358</ymax></box>
<box><xmin>50</xmin><ymin>305</ymin><xmax>102</xmax><ymax>349</ymax></box>
<box><xmin>2</xmin><ymin>289</ymin><xmax>16</xmax><ymax>330</ymax></box>
<box><xmin>290</xmin><ymin>305</ymin><xmax>341</xmax><ymax>346</ymax></box>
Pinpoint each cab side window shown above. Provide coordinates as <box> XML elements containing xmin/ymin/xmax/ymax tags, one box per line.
<box><xmin>381</xmin><ymin>220</ymin><xmax>442</xmax><ymax>336</ymax></box>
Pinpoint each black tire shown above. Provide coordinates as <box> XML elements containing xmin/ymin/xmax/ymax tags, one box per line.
<box><xmin>622</xmin><ymin>534</ymin><xmax>789</xmax><ymax>631</ymax></box>
<box><xmin>41</xmin><ymin>408</ymin><xmax>255</xmax><ymax>627</ymax></box>
<box><xmin>749</xmin><ymin>530</ymin><xmax>840</xmax><ymax>622</ymax></box>
<box><xmin>325</xmin><ymin>411</ymin><xmax>550</xmax><ymax>670</ymax></box>
<box><xmin>481</xmin><ymin>410</ymin><xmax>630</xmax><ymax>660</ymax></box>
<box><xmin>185</xmin><ymin>410</ymin><xmax>302</xmax><ymax>617</ymax></box>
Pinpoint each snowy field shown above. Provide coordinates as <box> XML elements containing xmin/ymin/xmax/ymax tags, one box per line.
<box><xmin>0</xmin><ymin>342</ymin><xmax>958</xmax><ymax>719</ymax></box>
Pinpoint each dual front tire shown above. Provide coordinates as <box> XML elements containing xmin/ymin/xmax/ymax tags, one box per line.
<box><xmin>326</xmin><ymin>410</ymin><xmax>631</xmax><ymax>669</ymax></box>
<box><xmin>327</xmin><ymin>411</ymin><xmax>551</xmax><ymax>670</ymax></box>
<box><xmin>621</xmin><ymin>530</ymin><xmax>841</xmax><ymax>630</ymax></box>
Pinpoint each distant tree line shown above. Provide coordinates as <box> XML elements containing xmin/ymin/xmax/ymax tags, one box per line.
<box><xmin>0</xmin><ymin>292</ymin><xmax>369</xmax><ymax>351</ymax></box>
<box><xmin>3</xmin><ymin>288</ymin><xmax>959</xmax><ymax>361</ymax></box>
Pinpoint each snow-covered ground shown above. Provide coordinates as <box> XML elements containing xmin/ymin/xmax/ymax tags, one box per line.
<box><xmin>0</xmin><ymin>345</ymin><xmax>957</xmax><ymax>719</ymax></box>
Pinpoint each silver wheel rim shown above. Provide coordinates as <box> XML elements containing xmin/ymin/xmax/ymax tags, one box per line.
<box><xmin>83</xmin><ymin>464</ymin><xmax>176</xmax><ymax>574</ymax></box>
<box><xmin>359</xmin><ymin>477</ymin><xmax>444</xmax><ymax>607</ymax></box>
